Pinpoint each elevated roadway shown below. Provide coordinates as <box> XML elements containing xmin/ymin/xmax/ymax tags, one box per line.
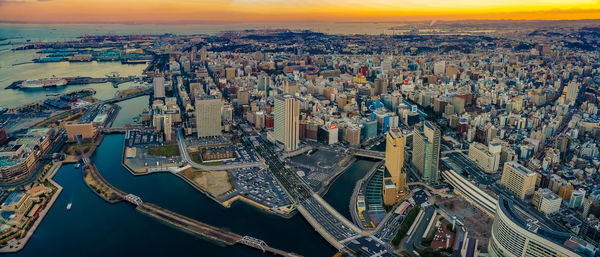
<box><xmin>351</xmin><ymin>149</ymin><xmax>385</xmax><ymax>160</ymax></box>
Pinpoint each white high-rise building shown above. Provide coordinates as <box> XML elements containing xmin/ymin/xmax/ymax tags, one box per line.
<box><xmin>195</xmin><ymin>97</ymin><xmax>222</xmax><ymax>138</ymax></box>
<box><xmin>274</xmin><ymin>95</ymin><xmax>299</xmax><ymax>152</ymax></box>
<box><xmin>434</xmin><ymin>61</ymin><xmax>446</xmax><ymax>76</ymax></box>
<box><xmin>565</xmin><ymin>81</ymin><xmax>579</xmax><ymax>106</ymax></box>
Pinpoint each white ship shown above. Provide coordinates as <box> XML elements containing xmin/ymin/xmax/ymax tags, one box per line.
<box><xmin>21</xmin><ymin>76</ymin><xmax>68</xmax><ymax>89</ymax></box>
<box><xmin>66</xmin><ymin>202</ymin><xmax>72</xmax><ymax>211</ymax></box>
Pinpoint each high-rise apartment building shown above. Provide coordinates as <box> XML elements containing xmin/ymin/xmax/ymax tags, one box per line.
<box><xmin>412</xmin><ymin>121</ymin><xmax>441</xmax><ymax>185</ymax></box>
<box><xmin>195</xmin><ymin>97</ymin><xmax>222</xmax><ymax>138</ymax></box>
<box><xmin>274</xmin><ymin>95</ymin><xmax>299</xmax><ymax>152</ymax></box>
<box><xmin>565</xmin><ymin>81</ymin><xmax>580</xmax><ymax>106</ymax></box>
<box><xmin>500</xmin><ymin>161</ymin><xmax>537</xmax><ymax>200</ymax></box>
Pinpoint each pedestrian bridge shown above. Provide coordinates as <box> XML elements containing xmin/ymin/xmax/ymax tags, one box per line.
<box><xmin>82</xmin><ymin>158</ymin><xmax>299</xmax><ymax>257</ymax></box>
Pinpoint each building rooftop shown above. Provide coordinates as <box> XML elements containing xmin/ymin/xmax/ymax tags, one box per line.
<box><xmin>499</xmin><ymin>196</ymin><xmax>594</xmax><ymax>257</ymax></box>
<box><xmin>506</xmin><ymin>161</ymin><xmax>536</xmax><ymax>176</ymax></box>
<box><xmin>2</xmin><ymin>192</ymin><xmax>24</xmax><ymax>207</ymax></box>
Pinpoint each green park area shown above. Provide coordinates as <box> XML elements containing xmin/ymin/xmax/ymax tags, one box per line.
<box><xmin>148</xmin><ymin>144</ymin><xmax>180</xmax><ymax>157</ymax></box>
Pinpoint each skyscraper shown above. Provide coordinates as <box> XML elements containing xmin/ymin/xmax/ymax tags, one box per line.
<box><xmin>385</xmin><ymin>129</ymin><xmax>406</xmax><ymax>188</ymax></box>
<box><xmin>383</xmin><ymin>128</ymin><xmax>407</xmax><ymax>205</ymax></box>
<box><xmin>274</xmin><ymin>95</ymin><xmax>299</xmax><ymax>152</ymax></box>
<box><xmin>412</xmin><ymin>121</ymin><xmax>441</xmax><ymax>185</ymax></box>
<box><xmin>195</xmin><ymin>97</ymin><xmax>222</xmax><ymax>138</ymax></box>
<box><xmin>153</xmin><ymin>76</ymin><xmax>165</xmax><ymax>99</ymax></box>
<box><xmin>565</xmin><ymin>81</ymin><xmax>580</xmax><ymax>106</ymax></box>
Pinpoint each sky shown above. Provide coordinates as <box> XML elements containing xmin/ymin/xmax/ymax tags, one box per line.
<box><xmin>0</xmin><ymin>0</ymin><xmax>599</xmax><ymax>23</ymax></box>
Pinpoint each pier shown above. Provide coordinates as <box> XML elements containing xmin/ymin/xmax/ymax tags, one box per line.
<box><xmin>81</xmin><ymin>159</ymin><xmax>300</xmax><ymax>257</ymax></box>
<box><xmin>5</xmin><ymin>76</ymin><xmax>137</xmax><ymax>90</ymax></box>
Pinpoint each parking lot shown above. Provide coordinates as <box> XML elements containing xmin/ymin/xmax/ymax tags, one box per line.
<box><xmin>185</xmin><ymin>135</ymin><xmax>230</xmax><ymax>147</ymax></box>
<box><xmin>223</xmin><ymin>167</ymin><xmax>291</xmax><ymax>208</ymax></box>
<box><xmin>287</xmin><ymin>148</ymin><xmax>352</xmax><ymax>192</ymax></box>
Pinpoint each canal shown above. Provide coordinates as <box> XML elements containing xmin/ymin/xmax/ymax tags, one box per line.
<box><xmin>8</xmin><ymin>135</ymin><xmax>378</xmax><ymax>257</ymax></box>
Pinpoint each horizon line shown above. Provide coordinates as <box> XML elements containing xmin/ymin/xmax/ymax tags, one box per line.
<box><xmin>1</xmin><ymin>18</ymin><xmax>599</xmax><ymax>26</ymax></box>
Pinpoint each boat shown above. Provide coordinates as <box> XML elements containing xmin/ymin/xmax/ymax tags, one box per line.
<box><xmin>121</xmin><ymin>59</ymin><xmax>150</xmax><ymax>64</ymax></box>
<box><xmin>20</xmin><ymin>76</ymin><xmax>67</xmax><ymax>89</ymax></box>
<box><xmin>75</xmin><ymin>163</ymin><xmax>81</xmax><ymax>169</ymax></box>
<box><xmin>66</xmin><ymin>202</ymin><xmax>72</xmax><ymax>211</ymax></box>
<box><xmin>46</xmin><ymin>93</ymin><xmax>60</xmax><ymax>96</ymax></box>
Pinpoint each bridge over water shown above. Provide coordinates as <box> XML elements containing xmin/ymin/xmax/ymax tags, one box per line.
<box><xmin>351</xmin><ymin>149</ymin><xmax>385</xmax><ymax>160</ymax></box>
<box><xmin>82</xmin><ymin>159</ymin><xmax>300</xmax><ymax>257</ymax></box>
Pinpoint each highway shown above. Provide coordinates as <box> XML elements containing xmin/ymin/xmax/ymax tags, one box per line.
<box><xmin>242</xmin><ymin>129</ymin><xmax>393</xmax><ymax>256</ymax></box>
<box><xmin>443</xmin><ymin>152</ymin><xmax>500</xmax><ymax>185</ymax></box>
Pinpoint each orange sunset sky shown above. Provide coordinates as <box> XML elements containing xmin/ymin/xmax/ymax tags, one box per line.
<box><xmin>0</xmin><ymin>0</ymin><xmax>599</xmax><ymax>23</ymax></box>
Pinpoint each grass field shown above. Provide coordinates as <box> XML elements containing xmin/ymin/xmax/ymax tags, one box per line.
<box><xmin>148</xmin><ymin>144</ymin><xmax>180</xmax><ymax>157</ymax></box>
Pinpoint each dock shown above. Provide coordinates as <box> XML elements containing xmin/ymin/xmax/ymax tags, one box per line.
<box><xmin>5</xmin><ymin>76</ymin><xmax>135</xmax><ymax>90</ymax></box>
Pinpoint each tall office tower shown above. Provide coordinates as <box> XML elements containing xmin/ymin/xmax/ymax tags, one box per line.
<box><xmin>374</xmin><ymin>78</ymin><xmax>387</xmax><ymax>96</ymax></box>
<box><xmin>283</xmin><ymin>80</ymin><xmax>299</xmax><ymax>95</ymax></box>
<box><xmin>191</xmin><ymin>46</ymin><xmax>197</xmax><ymax>61</ymax></box>
<box><xmin>153</xmin><ymin>76</ymin><xmax>165</xmax><ymax>99</ymax></box>
<box><xmin>500</xmin><ymin>161</ymin><xmax>537</xmax><ymax>200</ymax></box>
<box><xmin>274</xmin><ymin>95</ymin><xmax>300</xmax><ymax>152</ymax></box>
<box><xmin>565</xmin><ymin>81</ymin><xmax>580</xmax><ymax>106</ymax></box>
<box><xmin>199</xmin><ymin>46</ymin><xmax>208</xmax><ymax>61</ymax></box>
<box><xmin>433</xmin><ymin>61</ymin><xmax>446</xmax><ymax>76</ymax></box>
<box><xmin>489</xmin><ymin>196</ymin><xmax>593</xmax><ymax>257</ymax></box>
<box><xmin>258</xmin><ymin>74</ymin><xmax>271</xmax><ymax>96</ymax></box>
<box><xmin>383</xmin><ymin>128</ymin><xmax>407</xmax><ymax>205</ymax></box>
<box><xmin>195</xmin><ymin>97</ymin><xmax>222</xmax><ymax>138</ymax></box>
<box><xmin>412</xmin><ymin>121</ymin><xmax>441</xmax><ymax>185</ymax></box>
<box><xmin>163</xmin><ymin>115</ymin><xmax>173</xmax><ymax>142</ymax></box>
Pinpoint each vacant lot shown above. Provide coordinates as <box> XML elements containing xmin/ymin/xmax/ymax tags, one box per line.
<box><xmin>148</xmin><ymin>144</ymin><xmax>180</xmax><ymax>157</ymax></box>
<box><xmin>180</xmin><ymin>168</ymin><xmax>233</xmax><ymax>197</ymax></box>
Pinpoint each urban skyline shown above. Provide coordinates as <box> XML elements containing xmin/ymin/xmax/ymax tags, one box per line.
<box><xmin>0</xmin><ymin>0</ymin><xmax>600</xmax><ymax>23</ymax></box>
<box><xmin>0</xmin><ymin>3</ymin><xmax>599</xmax><ymax>257</ymax></box>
